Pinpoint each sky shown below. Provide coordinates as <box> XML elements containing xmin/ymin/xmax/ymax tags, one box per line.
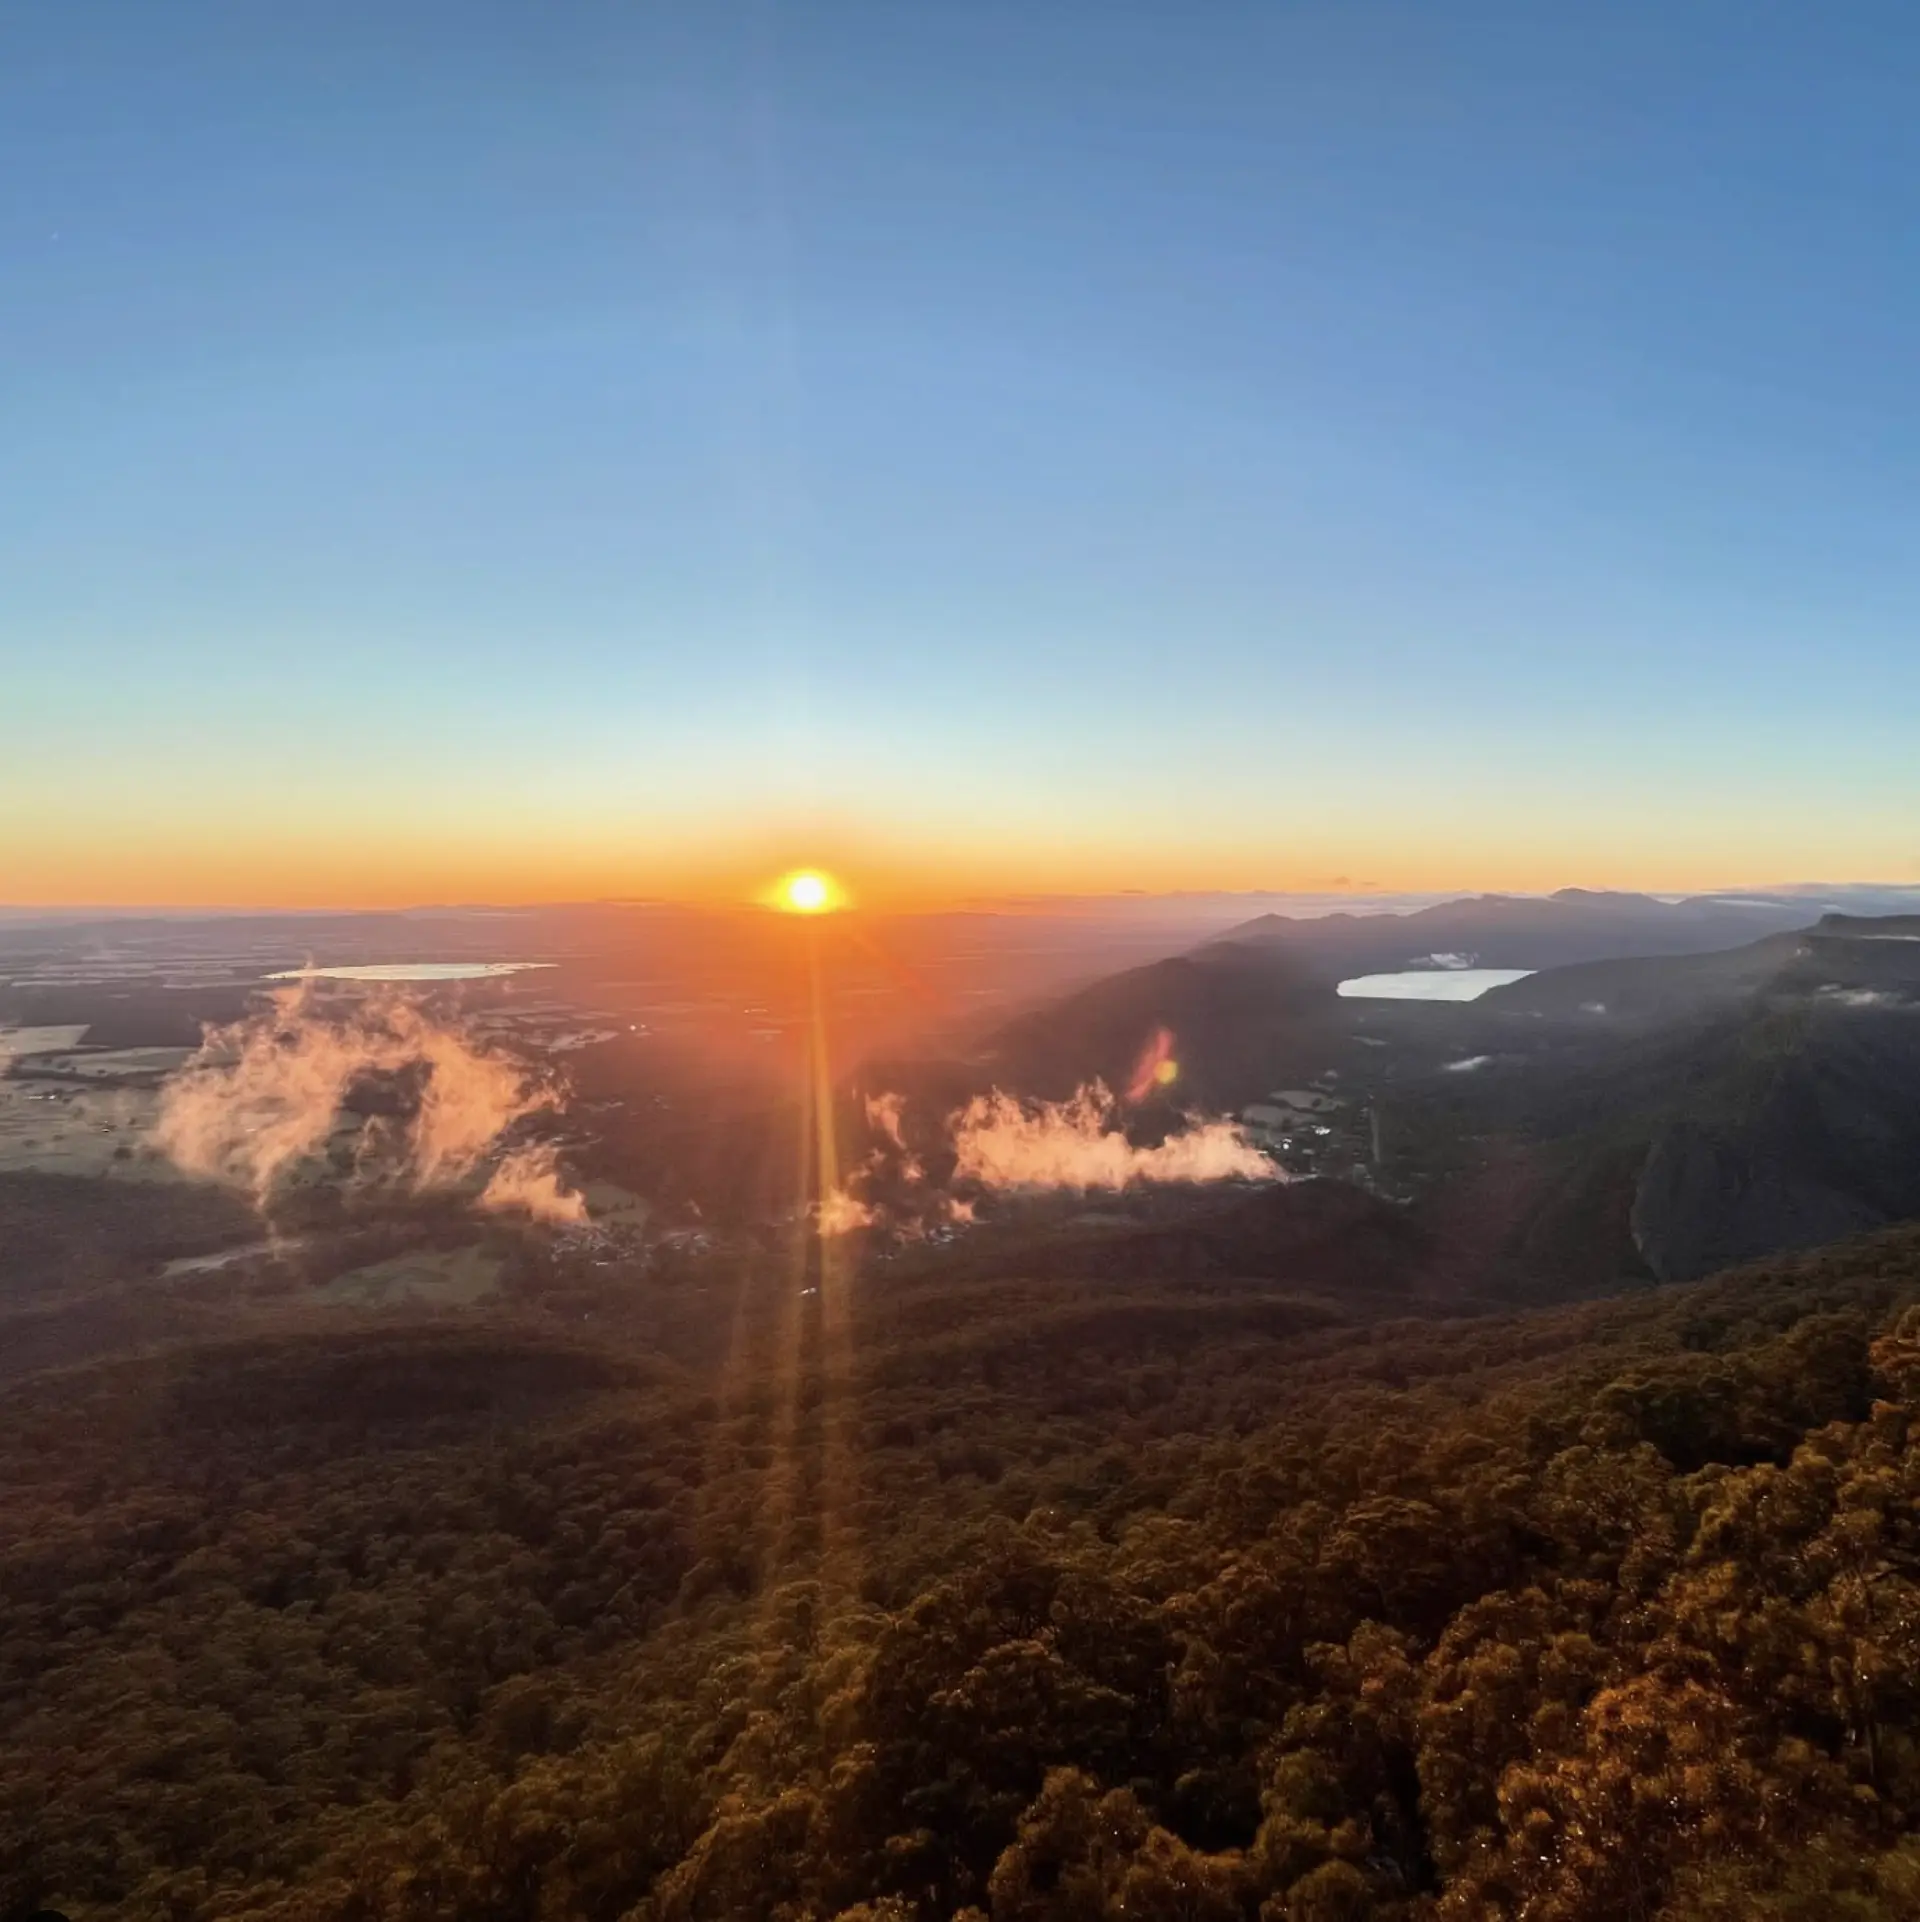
<box><xmin>5</xmin><ymin>2</ymin><xmax>1919</xmax><ymax>909</ymax></box>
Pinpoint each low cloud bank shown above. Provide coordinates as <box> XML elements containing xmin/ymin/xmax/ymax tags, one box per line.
<box><xmin>156</xmin><ymin>987</ymin><xmax>584</xmax><ymax>1221</ymax></box>
<box><xmin>863</xmin><ymin>1090</ymin><xmax>922</xmax><ymax>1182</ymax></box>
<box><xmin>480</xmin><ymin>1143</ymin><xmax>589</xmax><ymax>1225</ymax></box>
<box><xmin>952</xmin><ymin>1082</ymin><xmax>1275</xmax><ymax>1192</ymax></box>
<box><xmin>1819</xmin><ymin>986</ymin><xmax>1904</xmax><ymax>1008</ymax></box>
<box><xmin>824</xmin><ymin>1071</ymin><xmax>1274</xmax><ymax>1239</ymax></box>
<box><xmin>817</xmin><ymin>1187</ymin><xmax>880</xmax><ymax>1236</ymax></box>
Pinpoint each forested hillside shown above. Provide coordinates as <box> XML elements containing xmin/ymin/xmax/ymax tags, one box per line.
<box><xmin>9</xmin><ymin>1225</ymin><xmax>1920</xmax><ymax>1919</ymax></box>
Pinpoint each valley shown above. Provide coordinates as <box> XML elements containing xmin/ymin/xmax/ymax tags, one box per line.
<box><xmin>7</xmin><ymin>889</ymin><xmax>1920</xmax><ymax>1920</ymax></box>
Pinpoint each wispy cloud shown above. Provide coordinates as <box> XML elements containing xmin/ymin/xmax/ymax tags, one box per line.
<box><xmin>817</xmin><ymin>1186</ymin><xmax>880</xmax><ymax>1235</ymax></box>
<box><xmin>480</xmin><ymin>1142</ymin><xmax>589</xmax><ymax>1224</ymax></box>
<box><xmin>950</xmin><ymin>1082</ymin><xmax>1275</xmax><ymax>1191</ymax></box>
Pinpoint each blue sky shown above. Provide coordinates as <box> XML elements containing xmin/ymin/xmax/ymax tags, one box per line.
<box><xmin>5</xmin><ymin>2</ymin><xmax>1918</xmax><ymax>904</ymax></box>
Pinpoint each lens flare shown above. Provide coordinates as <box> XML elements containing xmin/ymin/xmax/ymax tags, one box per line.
<box><xmin>1123</xmin><ymin>1026</ymin><xmax>1178</xmax><ymax>1103</ymax></box>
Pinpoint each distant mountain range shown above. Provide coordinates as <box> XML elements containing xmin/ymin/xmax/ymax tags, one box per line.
<box><xmin>1211</xmin><ymin>886</ymin><xmax>1823</xmax><ymax>974</ymax></box>
<box><xmin>980</xmin><ymin>889</ymin><xmax>1842</xmax><ymax>1105</ymax></box>
<box><xmin>1479</xmin><ymin>912</ymin><xmax>1920</xmax><ymax>1023</ymax></box>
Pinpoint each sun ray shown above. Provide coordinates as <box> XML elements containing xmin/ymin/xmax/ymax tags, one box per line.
<box><xmin>744</xmin><ymin>908</ymin><xmax>866</xmax><ymax>1620</ymax></box>
<box><xmin>804</xmin><ymin>919</ymin><xmax>862</xmax><ymax>1581</ymax></box>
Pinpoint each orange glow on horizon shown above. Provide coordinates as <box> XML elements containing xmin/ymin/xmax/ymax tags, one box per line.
<box><xmin>8</xmin><ymin>819</ymin><xmax>1917</xmax><ymax>915</ymax></box>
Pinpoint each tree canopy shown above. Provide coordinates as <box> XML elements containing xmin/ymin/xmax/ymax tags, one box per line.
<box><xmin>8</xmin><ymin>1226</ymin><xmax>1920</xmax><ymax>1918</ymax></box>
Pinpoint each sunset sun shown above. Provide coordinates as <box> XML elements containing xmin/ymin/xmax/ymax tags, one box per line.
<box><xmin>777</xmin><ymin>869</ymin><xmax>838</xmax><ymax>914</ymax></box>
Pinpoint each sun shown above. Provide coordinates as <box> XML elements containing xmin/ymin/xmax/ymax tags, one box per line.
<box><xmin>776</xmin><ymin>869</ymin><xmax>839</xmax><ymax>914</ymax></box>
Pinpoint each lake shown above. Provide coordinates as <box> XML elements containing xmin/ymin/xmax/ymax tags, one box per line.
<box><xmin>266</xmin><ymin>961</ymin><xmax>555</xmax><ymax>982</ymax></box>
<box><xmin>1336</xmin><ymin>968</ymin><xmax>1534</xmax><ymax>1001</ymax></box>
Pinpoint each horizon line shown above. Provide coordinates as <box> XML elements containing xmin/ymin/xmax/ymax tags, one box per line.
<box><xmin>5</xmin><ymin>879</ymin><xmax>1920</xmax><ymax>926</ymax></box>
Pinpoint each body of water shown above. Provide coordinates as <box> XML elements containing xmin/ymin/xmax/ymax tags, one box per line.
<box><xmin>162</xmin><ymin>1237</ymin><xmax>306</xmax><ymax>1276</ymax></box>
<box><xmin>266</xmin><ymin>961</ymin><xmax>555</xmax><ymax>982</ymax></box>
<box><xmin>1336</xmin><ymin>968</ymin><xmax>1534</xmax><ymax>1001</ymax></box>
